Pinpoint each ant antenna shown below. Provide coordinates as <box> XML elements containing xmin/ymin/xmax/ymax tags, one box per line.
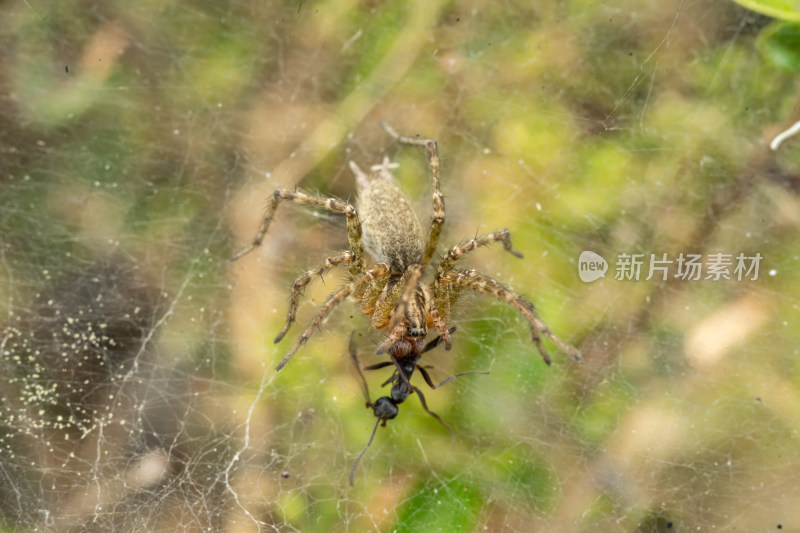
<box><xmin>349</xmin><ymin>418</ymin><xmax>380</xmax><ymax>486</ymax></box>
<box><xmin>349</xmin><ymin>331</ymin><xmax>371</xmax><ymax>405</ymax></box>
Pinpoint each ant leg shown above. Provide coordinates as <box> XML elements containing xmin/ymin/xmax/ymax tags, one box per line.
<box><xmin>362</xmin><ymin>361</ymin><xmax>395</xmax><ymax>372</ymax></box>
<box><xmin>416</xmin><ymin>365</ymin><xmax>489</xmax><ymax>390</ymax></box>
<box><xmin>411</xmin><ymin>385</ymin><xmax>453</xmax><ymax>437</ymax></box>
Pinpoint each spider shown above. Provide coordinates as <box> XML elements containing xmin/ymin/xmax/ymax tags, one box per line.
<box><xmin>346</xmin><ymin>327</ymin><xmax>487</xmax><ymax>485</ymax></box>
<box><xmin>231</xmin><ymin>121</ymin><xmax>581</xmax><ymax>370</ymax></box>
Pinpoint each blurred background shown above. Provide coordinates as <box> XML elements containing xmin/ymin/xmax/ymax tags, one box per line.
<box><xmin>2</xmin><ymin>0</ymin><xmax>800</xmax><ymax>531</ymax></box>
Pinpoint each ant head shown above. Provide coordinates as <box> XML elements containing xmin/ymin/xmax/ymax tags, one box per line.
<box><xmin>371</xmin><ymin>396</ymin><xmax>398</xmax><ymax>421</ymax></box>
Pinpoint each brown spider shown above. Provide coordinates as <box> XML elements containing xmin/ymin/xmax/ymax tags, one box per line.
<box><xmin>231</xmin><ymin>122</ymin><xmax>581</xmax><ymax>371</ymax></box>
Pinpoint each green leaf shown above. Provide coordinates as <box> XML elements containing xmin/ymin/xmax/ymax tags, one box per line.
<box><xmin>757</xmin><ymin>21</ymin><xmax>800</xmax><ymax>72</ymax></box>
<box><xmin>393</xmin><ymin>478</ymin><xmax>483</xmax><ymax>533</ymax></box>
<box><xmin>731</xmin><ymin>0</ymin><xmax>800</xmax><ymax>21</ymax></box>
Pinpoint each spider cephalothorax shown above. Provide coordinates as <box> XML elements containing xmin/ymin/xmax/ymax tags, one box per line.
<box><xmin>231</xmin><ymin>121</ymin><xmax>581</xmax><ymax>370</ymax></box>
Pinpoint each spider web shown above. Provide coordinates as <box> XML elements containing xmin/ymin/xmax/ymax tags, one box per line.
<box><xmin>2</xmin><ymin>0</ymin><xmax>799</xmax><ymax>531</ymax></box>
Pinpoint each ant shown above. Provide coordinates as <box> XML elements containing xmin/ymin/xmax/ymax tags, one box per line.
<box><xmin>347</xmin><ymin>327</ymin><xmax>488</xmax><ymax>485</ymax></box>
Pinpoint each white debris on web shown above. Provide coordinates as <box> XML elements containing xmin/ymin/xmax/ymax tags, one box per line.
<box><xmin>770</xmin><ymin>120</ymin><xmax>800</xmax><ymax>151</ymax></box>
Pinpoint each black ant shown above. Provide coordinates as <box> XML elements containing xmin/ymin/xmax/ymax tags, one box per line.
<box><xmin>348</xmin><ymin>327</ymin><xmax>489</xmax><ymax>485</ymax></box>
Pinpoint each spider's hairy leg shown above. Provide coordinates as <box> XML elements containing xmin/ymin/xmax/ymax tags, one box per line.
<box><xmin>374</xmin><ymin>327</ymin><xmax>404</xmax><ymax>355</ymax></box>
<box><xmin>230</xmin><ymin>189</ymin><xmax>365</xmax><ymax>277</ymax></box>
<box><xmin>428</xmin><ymin>228</ymin><xmax>523</xmax><ymax>337</ymax></box>
<box><xmin>435</xmin><ymin>228</ymin><xmax>523</xmax><ymax>277</ymax></box>
<box><xmin>275</xmin><ymin>263</ymin><xmax>391</xmax><ymax>371</ymax></box>
<box><xmin>427</xmin><ymin>307</ymin><xmax>452</xmax><ymax>350</ymax></box>
<box><xmin>355</xmin><ymin>267</ymin><xmax>392</xmax><ymax>326</ymax></box>
<box><xmin>274</xmin><ymin>250</ymin><xmax>356</xmax><ymax>343</ymax></box>
<box><xmin>388</xmin><ymin>264</ymin><xmax>425</xmax><ymax>335</ymax></box>
<box><xmin>438</xmin><ymin>269</ymin><xmax>582</xmax><ymax>365</ymax></box>
<box><xmin>380</xmin><ymin>121</ymin><xmax>444</xmax><ymax>266</ymax></box>
<box><xmin>368</xmin><ymin>278</ymin><xmax>404</xmax><ymax>332</ymax></box>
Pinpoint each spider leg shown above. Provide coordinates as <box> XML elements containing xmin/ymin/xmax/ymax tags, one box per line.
<box><xmin>416</xmin><ymin>365</ymin><xmax>490</xmax><ymax>390</ymax></box>
<box><xmin>430</xmin><ymin>229</ymin><xmax>522</xmax><ymax>329</ymax></box>
<box><xmin>438</xmin><ymin>269</ymin><xmax>581</xmax><ymax>365</ymax></box>
<box><xmin>427</xmin><ymin>307</ymin><xmax>452</xmax><ymax>350</ymax></box>
<box><xmin>230</xmin><ymin>189</ymin><xmax>365</xmax><ymax>277</ymax></box>
<box><xmin>435</xmin><ymin>228</ymin><xmax>523</xmax><ymax>278</ymax></box>
<box><xmin>388</xmin><ymin>264</ymin><xmax>424</xmax><ymax>334</ymax></box>
<box><xmin>380</xmin><ymin>121</ymin><xmax>444</xmax><ymax>266</ymax></box>
<box><xmin>375</xmin><ymin>326</ymin><xmax>405</xmax><ymax>354</ymax></box>
<box><xmin>276</xmin><ymin>263</ymin><xmax>390</xmax><ymax>371</ymax></box>
<box><xmin>274</xmin><ymin>250</ymin><xmax>356</xmax><ymax>343</ymax></box>
<box><xmin>357</xmin><ymin>271</ymin><xmax>394</xmax><ymax>329</ymax></box>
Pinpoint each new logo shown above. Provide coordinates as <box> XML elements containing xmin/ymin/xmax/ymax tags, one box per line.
<box><xmin>578</xmin><ymin>251</ymin><xmax>608</xmax><ymax>282</ymax></box>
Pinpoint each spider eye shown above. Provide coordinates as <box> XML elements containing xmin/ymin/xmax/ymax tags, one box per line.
<box><xmin>372</xmin><ymin>397</ymin><xmax>399</xmax><ymax>420</ymax></box>
<box><xmin>406</xmin><ymin>324</ymin><xmax>426</xmax><ymax>337</ymax></box>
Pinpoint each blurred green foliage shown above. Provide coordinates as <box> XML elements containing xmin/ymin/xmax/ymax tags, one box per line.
<box><xmin>732</xmin><ymin>0</ymin><xmax>800</xmax><ymax>21</ymax></box>
<box><xmin>758</xmin><ymin>21</ymin><xmax>800</xmax><ymax>71</ymax></box>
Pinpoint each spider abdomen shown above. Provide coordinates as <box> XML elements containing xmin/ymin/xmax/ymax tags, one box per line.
<box><xmin>357</xmin><ymin>178</ymin><xmax>425</xmax><ymax>273</ymax></box>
